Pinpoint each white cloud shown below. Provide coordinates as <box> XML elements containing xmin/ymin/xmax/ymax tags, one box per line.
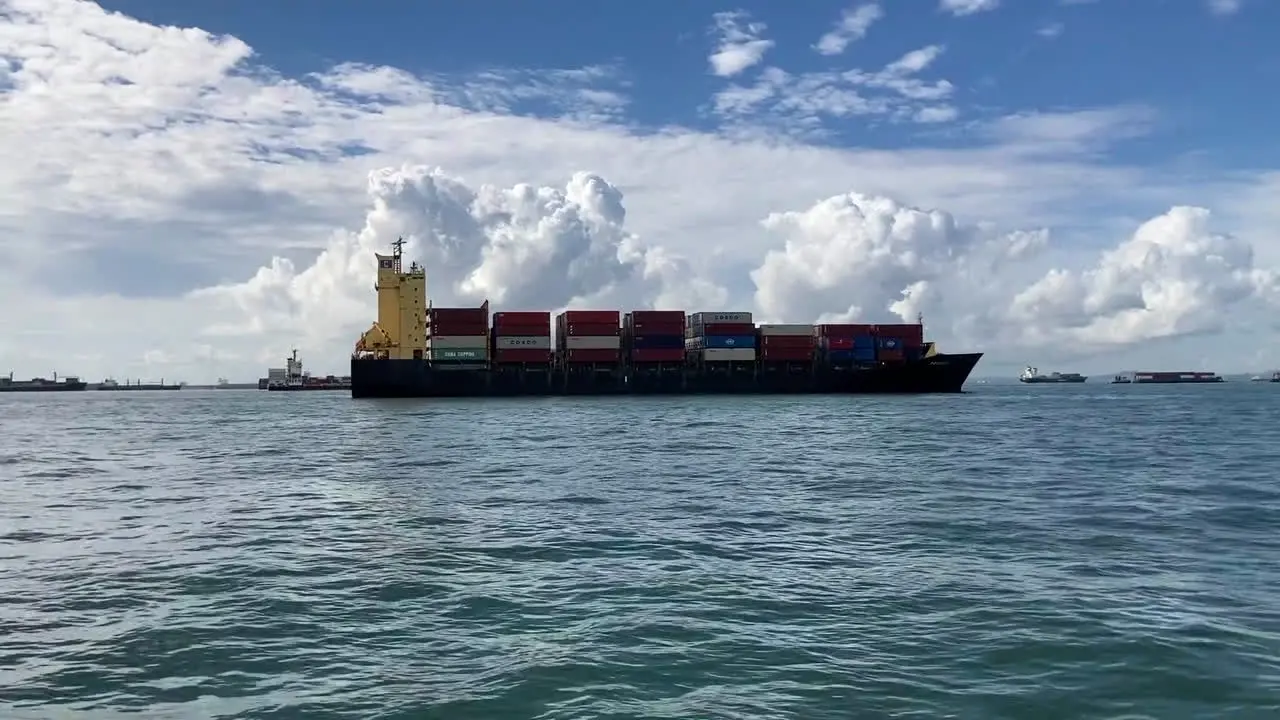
<box><xmin>1207</xmin><ymin>0</ymin><xmax>1242</xmax><ymax>15</ymax></box>
<box><xmin>1037</xmin><ymin>22</ymin><xmax>1065</xmax><ymax>38</ymax></box>
<box><xmin>710</xmin><ymin>45</ymin><xmax>956</xmax><ymax>137</ymax></box>
<box><xmin>707</xmin><ymin>11</ymin><xmax>775</xmax><ymax>78</ymax></box>
<box><xmin>940</xmin><ymin>0</ymin><xmax>1001</xmax><ymax>17</ymax></box>
<box><xmin>0</xmin><ymin>0</ymin><xmax>1278</xmax><ymax>382</ymax></box>
<box><xmin>814</xmin><ymin>4</ymin><xmax>885</xmax><ymax>56</ymax></box>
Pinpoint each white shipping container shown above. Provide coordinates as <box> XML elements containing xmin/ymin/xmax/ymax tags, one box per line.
<box><xmin>689</xmin><ymin>311</ymin><xmax>753</xmax><ymax>324</ymax></box>
<box><xmin>702</xmin><ymin>348</ymin><xmax>755</xmax><ymax>362</ymax></box>
<box><xmin>759</xmin><ymin>324</ymin><xmax>813</xmax><ymax>336</ymax></box>
<box><xmin>425</xmin><ymin>335</ymin><xmax>488</xmax><ymax>349</ymax></box>
<box><xmin>564</xmin><ymin>335</ymin><xmax>621</xmax><ymax>350</ymax></box>
<box><xmin>495</xmin><ymin>335</ymin><xmax>551</xmax><ymax>350</ymax></box>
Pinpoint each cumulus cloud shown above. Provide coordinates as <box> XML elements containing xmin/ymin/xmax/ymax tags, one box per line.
<box><xmin>940</xmin><ymin>0</ymin><xmax>1001</xmax><ymax>16</ymax></box>
<box><xmin>1008</xmin><ymin>207</ymin><xmax>1280</xmax><ymax>348</ymax></box>
<box><xmin>1207</xmin><ymin>0</ymin><xmax>1242</xmax><ymax>16</ymax></box>
<box><xmin>814</xmin><ymin>4</ymin><xmax>885</xmax><ymax>56</ymax></box>
<box><xmin>196</xmin><ymin>167</ymin><xmax>722</xmax><ymax>350</ymax></box>
<box><xmin>1</xmin><ymin>0</ymin><xmax>1278</xmax><ymax>381</ymax></box>
<box><xmin>707</xmin><ymin>11</ymin><xmax>775</xmax><ymax>78</ymax></box>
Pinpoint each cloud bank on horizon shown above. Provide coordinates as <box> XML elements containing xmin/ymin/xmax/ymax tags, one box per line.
<box><xmin>0</xmin><ymin>0</ymin><xmax>1277</xmax><ymax>381</ymax></box>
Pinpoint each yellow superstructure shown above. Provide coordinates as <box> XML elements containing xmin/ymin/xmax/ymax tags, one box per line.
<box><xmin>354</xmin><ymin>238</ymin><xmax>428</xmax><ymax>360</ymax></box>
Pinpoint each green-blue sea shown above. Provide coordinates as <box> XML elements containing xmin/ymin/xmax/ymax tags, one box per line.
<box><xmin>3</xmin><ymin>382</ymin><xmax>1279</xmax><ymax>719</ymax></box>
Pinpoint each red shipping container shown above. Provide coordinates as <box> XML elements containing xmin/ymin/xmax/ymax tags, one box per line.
<box><xmin>494</xmin><ymin>311</ymin><xmax>550</xmax><ymax>325</ymax></box>
<box><xmin>428</xmin><ymin>322</ymin><xmax>488</xmax><ymax>336</ymax></box>
<box><xmin>493</xmin><ymin>323</ymin><xmax>550</xmax><ymax>336</ymax></box>
<box><xmin>629</xmin><ymin>320</ymin><xmax>685</xmax><ymax>335</ymax></box>
<box><xmin>877</xmin><ymin>324</ymin><xmax>924</xmax><ymax>346</ymax></box>
<box><xmin>628</xmin><ymin>310</ymin><xmax>685</xmax><ymax>323</ymax></box>
<box><xmin>761</xmin><ymin>335</ymin><xmax>815</xmax><ymax>349</ymax></box>
<box><xmin>817</xmin><ymin>323</ymin><xmax>876</xmax><ymax>337</ymax></box>
<box><xmin>761</xmin><ymin>347</ymin><xmax>813</xmax><ymax>362</ymax></box>
<box><xmin>563</xmin><ymin>348</ymin><xmax>620</xmax><ymax>363</ymax></box>
<box><xmin>630</xmin><ymin>348</ymin><xmax>684</xmax><ymax>363</ymax></box>
<box><xmin>698</xmin><ymin>322</ymin><xmax>755</xmax><ymax>335</ymax></box>
<box><xmin>823</xmin><ymin>337</ymin><xmax>854</xmax><ymax>350</ymax></box>
<box><xmin>559</xmin><ymin>310</ymin><xmax>620</xmax><ymax>325</ymax></box>
<box><xmin>563</xmin><ymin>323</ymin><xmax>620</xmax><ymax>337</ymax></box>
<box><xmin>430</xmin><ymin>307</ymin><xmax>489</xmax><ymax>323</ymax></box>
<box><xmin>494</xmin><ymin>349</ymin><xmax>552</xmax><ymax>363</ymax></box>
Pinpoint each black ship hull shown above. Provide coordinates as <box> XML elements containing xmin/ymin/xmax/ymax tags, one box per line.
<box><xmin>97</xmin><ymin>386</ymin><xmax>181</xmax><ymax>391</ymax></box>
<box><xmin>0</xmin><ymin>382</ymin><xmax>88</xmax><ymax>392</ymax></box>
<box><xmin>350</xmin><ymin>353</ymin><xmax>982</xmax><ymax>399</ymax></box>
<box><xmin>267</xmin><ymin>384</ymin><xmax>351</xmax><ymax>392</ymax></box>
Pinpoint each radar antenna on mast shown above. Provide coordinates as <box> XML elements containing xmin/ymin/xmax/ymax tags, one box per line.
<box><xmin>390</xmin><ymin>236</ymin><xmax>405</xmax><ymax>273</ymax></box>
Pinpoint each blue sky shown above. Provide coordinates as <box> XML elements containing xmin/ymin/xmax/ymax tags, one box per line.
<box><xmin>96</xmin><ymin>0</ymin><xmax>1279</xmax><ymax>167</ymax></box>
<box><xmin>2</xmin><ymin>0</ymin><xmax>1279</xmax><ymax>381</ymax></box>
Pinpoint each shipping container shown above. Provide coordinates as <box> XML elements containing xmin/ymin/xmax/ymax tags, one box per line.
<box><xmin>700</xmin><ymin>348</ymin><xmax>756</xmax><ymax>362</ymax></box>
<box><xmin>494</xmin><ymin>311</ymin><xmax>551</xmax><ymax>326</ymax></box>
<box><xmin>761</xmin><ymin>335</ymin><xmax>815</xmax><ymax>349</ymax></box>
<box><xmin>877</xmin><ymin>338</ymin><xmax>903</xmax><ymax>351</ymax></box>
<box><xmin>494</xmin><ymin>349</ymin><xmax>552</xmax><ymax>364</ymax></box>
<box><xmin>760</xmin><ymin>347</ymin><xmax>813</xmax><ymax>362</ymax></box>
<box><xmin>493</xmin><ymin>322</ymin><xmax>551</xmax><ymax>335</ymax></box>
<box><xmin>426</xmin><ymin>335</ymin><xmax>488</xmax><ymax>349</ymax></box>
<box><xmin>878</xmin><ymin>349</ymin><xmax>906</xmax><ymax>362</ymax></box>
<box><xmin>565</xmin><ymin>335</ymin><xmax>621</xmax><ymax>350</ymax></box>
<box><xmin>627</xmin><ymin>319</ymin><xmax>685</xmax><ymax>335</ymax></box>
<box><xmin>826</xmin><ymin>349</ymin><xmax>859</xmax><ymax>363</ymax></box>
<box><xmin>626</xmin><ymin>310</ymin><xmax>685</xmax><ymax>323</ymax></box>
<box><xmin>631</xmin><ymin>335</ymin><xmax>685</xmax><ymax>350</ymax></box>
<box><xmin>428</xmin><ymin>347</ymin><xmax>488</xmax><ymax>361</ymax></box>
<box><xmin>878</xmin><ymin>323</ymin><xmax>924</xmax><ymax>346</ymax></box>
<box><xmin>429</xmin><ymin>321</ymin><xmax>489</xmax><ymax>337</ymax></box>
<box><xmin>559</xmin><ymin>310</ymin><xmax>620</xmax><ymax>325</ymax></box>
<box><xmin>853</xmin><ymin>335</ymin><xmax>876</xmax><ymax>348</ymax></box>
<box><xmin>687</xmin><ymin>334</ymin><xmax>755</xmax><ymax>350</ymax></box>
<box><xmin>689</xmin><ymin>311</ymin><xmax>753</xmax><ymax>324</ymax></box>
<box><xmin>823</xmin><ymin>337</ymin><xmax>855</xmax><ymax>350</ymax></box>
<box><xmin>630</xmin><ymin>348</ymin><xmax>684</xmax><ymax>363</ymax></box>
<box><xmin>429</xmin><ymin>306</ymin><xmax>489</xmax><ymax>322</ymax></box>
<box><xmin>758</xmin><ymin>324</ymin><xmax>813</xmax><ymax>336</ymax></box>
<box><xmin>695</xmin><ymin>322</ymin><xmax>755</xmax><ymax>336</ymax></box>
<box><xmin>561</xmin><ymin>322</ymin><xmax>620</xmax><ymax>337</ymax></box>
<box><xmin>495</xmin><ymin>335</ymin><xmax>551</xmax><ymax>350</ymax></box>
<box><xmin>563</xmin><ymin>348</ymin><xmax>620</xmax><ymax>363</ymax></box>
<box><xmin>852</xmin><ymin>346</ymin><xmax>877</xmax><ymax>361</ymax></box>
<box><xmin>816</xmin><ymin>323</ymin><xmax>876</xmax><ymax>337</ymax></box>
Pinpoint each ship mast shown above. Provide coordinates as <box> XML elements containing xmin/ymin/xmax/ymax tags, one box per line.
<box><xmin>391</xmin><ymin>236</ymin><xmax>405</xmax><ymax>274</ymax></box>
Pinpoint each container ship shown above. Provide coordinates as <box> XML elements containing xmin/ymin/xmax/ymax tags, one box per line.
<box><xmin>1019</xmin><ymin>366</ymin><xmax>1087</xmax><ymax>383</ymax></box>
<box><xmin>348</xmin><ymin>240</ymin><xmax>982</xmax><ymax>398</ymax></box>
<box><xmin>1112</xmin><ymin>371</ymin><xmax>1224</xmax><ymax>384</ymax></box>
<box><xmin>265</xmin><ymin>350</ymin><xmax>353</xmax><ymax>391</ymax></box>
<box><xmin>97</xmin><ymin>378</ymin><xmax>183</xmax><ymax>391</ymax></box>
<box><xmin>0</xmin><ymin>372</ymin><xmax>87</xmax><ymax>392</ymax></box>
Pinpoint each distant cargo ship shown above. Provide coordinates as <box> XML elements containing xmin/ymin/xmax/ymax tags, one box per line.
<box><xmin>1019</xmin><ymin>366</ymin><xmax>1087</xmax><ymax>383</ymax></box>
<box><xmin>97</xmin><ymin>378</ymin><xmax>183</xmax><ymax>391</ymax></box>
<box><xmin>0</xmin><ymin>372</ymin><xmax>87</xmax><ymax>392</ymax></box>
<box><xmin>1113</xmin><ymin>371</ymin><xmax>1224</xmax><ymax>384</ymax></box>
<box><xmin>265</xmin><ymin>350</ymin><xmax>353</xmax><ymax>391</ymax></box>
<box><xmin>348</xmin><ymin>239</ymin><xmax>983</xmax><ymax>398</ymax></box>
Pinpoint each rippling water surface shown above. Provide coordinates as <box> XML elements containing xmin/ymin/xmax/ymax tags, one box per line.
<box><xmin>3</xmin><ymin>383</ymin><xmax>1280</xmax><ymax>719</ymax></box>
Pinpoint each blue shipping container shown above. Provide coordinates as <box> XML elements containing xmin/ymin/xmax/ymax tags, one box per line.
<box><xmin>827</xmin><ymin>349</ymin><xmax>860</xmax><ymax>363</ymax></box>
<box><xmin>700</xmin><ymin>334</ymin><xmax>756</xmax><ymax>349</ymax></box>
<box><xmin>852</xmin><ymin>346</ymin><xmax>876</xmax><ymax>361</ymax></box>
<box><xmin>878</xmin><ymin>337</ymin><xmax>902</xmax><ymax>349</ymax></box>
<box><xmin>853</xmin><ymin>335</ymin><xmax>876</xmax><ymax>347</ymax></box>
<box><xmin>632</xmin><ymin>334</ymin><xmax>684</xmax><ymax>350</ymax></box>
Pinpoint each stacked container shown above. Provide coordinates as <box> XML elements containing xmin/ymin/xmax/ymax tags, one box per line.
<box><xmin>624</xmin><ymin>310</ymin><xmax>685</xmax><ymax>363</ymax></box>
<box><xmin>426</xmin><ymin>302</ymin><xmax>490</xmax><ymax>365</ymax></box>
<box><xmin>492</xmin><ymin>311</ymin><xmax>552</xmax><ymax>364</ymax></box>
<box><xmin>556</xmin><ymin>310</ymin><xmax>621</xmax><ymax>364</ymax></box>
<box><xmin>687</xmin><ymin>311</ymin><xmax>756</xmax><ymax>363</ymax></box>
<box><xmin>877</xmin><ymin>323</ymin><xmax>924</xmax><ymax>362</ymax></box>
<box><xmin>816</xmin><ymin>324</ymin><xmax>876</xmax><ymax>365</ymax></box>
<box><xmin>758</xmin><ymin>324</ymin><xmax>815</xmax><ymax>363</ymax></box>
